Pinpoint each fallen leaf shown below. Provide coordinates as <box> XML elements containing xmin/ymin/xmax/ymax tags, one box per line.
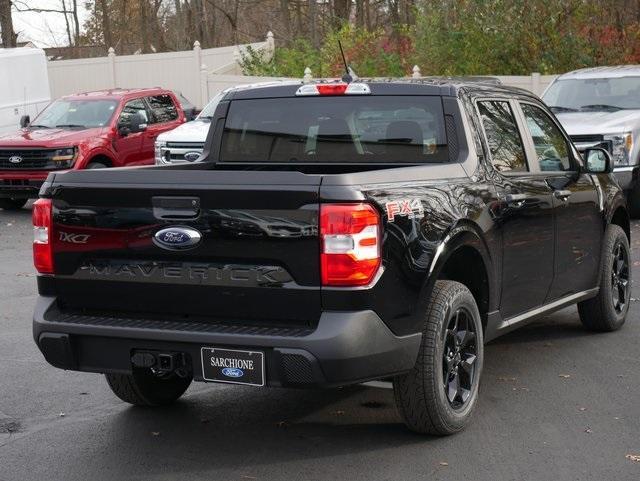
<box><xmin>578</xmin><ymin>407</ymin><xmax>587</xmax><ymax>412</ymax></box>
<box><xmin>59</xmin><ymin>412</ymin><xmax>65</xmax><ymax>417</ymax></box>
<box><xmin>276</xmin><ymin>421</ymin><xmax>289</xmax><ymax>428</ymax></box>
<box><xmin>626</xmin><ymin>454</ymin><xmax>640</xmax><ymax>462</ymax></box>
<box><xmin>559</xmin><ymin>374</ymin><xmax>571</xmax><ymax>379</ymax></box>
<box><xmin>439</xmin><ymin>462</ymin><xmax>449</xmax><ymax>467</ymax></box>
<box><xmin>151</xmin><ymin>431</ymin><xmax>160</xmax><ymax>436</ymax></box>
<box><xmin>584</xmin><ymin>427</ymin><xmax>592</xmax><ymax>434</ymax></box>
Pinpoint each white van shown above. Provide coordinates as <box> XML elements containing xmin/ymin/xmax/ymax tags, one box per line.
<box><xmin>0</xmin><ymin>48</ymin><xmax>51</xmax><ymax>134</ymax></box>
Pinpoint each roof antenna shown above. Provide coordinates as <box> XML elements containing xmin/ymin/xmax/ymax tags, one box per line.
<box><xmin>338</xmin><ymin>40</ymin><xmax>357</xmax><ymax>83</ymax></box>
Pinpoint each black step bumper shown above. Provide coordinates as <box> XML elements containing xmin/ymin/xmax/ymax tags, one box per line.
<box><xmin>33</xmin><ymin>296</ymin><xmax>422</xmax><ymax>387</ymax></box>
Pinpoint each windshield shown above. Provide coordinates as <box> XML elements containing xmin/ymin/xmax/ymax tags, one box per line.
<box><xmin>543</xmin><ymin>77</ymin><xmax>640</xmax><ymax>110</ymax></box>
<box><xmin>220</xmin><ymin>96</ymin><xmax>449</xmax><ymax>163</ymax></box>
<box><xmin>197</xmin><ymin>92</ymin><xmax>224</xmax><ymax>119</ymax></box>
<box><xmin>31</xmin><ymin>99</ymin><xmax>118</xmax><ymax>129</ymax></box>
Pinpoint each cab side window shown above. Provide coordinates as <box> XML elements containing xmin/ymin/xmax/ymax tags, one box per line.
<box><xmin>478</xmin><ymin>101</ymin><xmax>528</xmax><ymax>172</ymax></box>
<box><xmin>118</xmin><ymin>99</ymin><xmax>148</xmax><ymax>126</ymax></box>
<box><xmin>520</xmin><ymin>103</ymin><xmax>572</xmax><ymax>172</ymax></box>
<box><xmin>146</xmin><ymin>95</ymin><xmax>178</xmax><ymax>124</ymax></box>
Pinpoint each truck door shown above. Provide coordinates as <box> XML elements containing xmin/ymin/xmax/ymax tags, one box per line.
<box><xmin>477</xmin><ymin>99</ymin><xmax>556</xmax><ymax>319</ymax></box>
<box><xmin>113</xmin><ymin>98</ymin><xmax>148</xmax><ymax>166</ymax></box>
<box><xmin>516</xmin><ymin>101</ymin><xmax>603</xmax><ymax>301</ymax></box>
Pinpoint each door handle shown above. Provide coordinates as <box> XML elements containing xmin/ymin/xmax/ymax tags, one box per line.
<box><xmin>553</xmin><ymin>190</ymin><xmax>572</xmax><ymax>201</ymax></box>
<box><xmin>504</xmin><ymin>193</ymin><xmax>528</xmax><ymax>208</ymax></box>
<box><xmin>152</xmin><ymin>196</ymin><xmax>200</xmax><ymax>220</ymax></box>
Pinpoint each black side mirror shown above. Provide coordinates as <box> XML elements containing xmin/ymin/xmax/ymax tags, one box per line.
<box><xmin>129</xmin><ymin>113</ymin><xmax>147</xmax><ymax>133</ymax></box>
<box><xmin>584</xmin><ymin>147</ymin><xmax>613</xmax><ymax>174</ymax></box>
<box><xmin>20</xmin><ymin>115</ymin><xmax>30</xmax><ymax>128</ymax></box>
<box><xmin>119</xmin><ymin>113</ymin><xmax>147</xmax><ymax>136</ymax></box>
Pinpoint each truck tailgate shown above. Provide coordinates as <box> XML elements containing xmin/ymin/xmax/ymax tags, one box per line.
<box><xmin>47</xmin><ymin>169</ymin><xmax>322</xmax><ymax>327</ymax></box>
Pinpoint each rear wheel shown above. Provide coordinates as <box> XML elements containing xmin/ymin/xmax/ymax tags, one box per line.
<box><xmin>578</xmin><ymin>224</ymin><xmax>631</xmax><ymax>331</ymax></box>
<box><xmin>0</xmin><ymin>198</ymin><xmax>28</xmax><ymax>210</ymax></box>
<box><xmin>393</xmin><ymin>280</ymin><xmax>483</xmax><ymax>435</ymax></box>
<box><xmin>105</xmin><ymin>368</ymin><xmax>192</xmax><ymax>407</ymax></box>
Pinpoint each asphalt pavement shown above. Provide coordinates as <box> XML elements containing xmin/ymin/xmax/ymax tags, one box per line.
<box><xmin>0</xmin><ymin>204</ymin><xmax>639</xmax><ymax>481</ymax></box>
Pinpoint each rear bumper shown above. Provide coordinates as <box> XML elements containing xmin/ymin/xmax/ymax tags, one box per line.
<box><xmin>0</xmin><ymin>172</ymin><xmax>49</xmax><ymax>198</ymax></box>
<box><xmin>33</xmin><ymin>296</ymin><xmax>421</xmax><ymax>387</ymax></box>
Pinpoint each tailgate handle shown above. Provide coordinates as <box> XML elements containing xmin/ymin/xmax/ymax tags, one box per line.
<box><xmin>152</xmin><ymin>196</ymin><xmax>200</xmax><ymax>220</ymax></box>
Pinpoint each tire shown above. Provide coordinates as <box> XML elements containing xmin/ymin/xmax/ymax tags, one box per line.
<box><xmin>105</xmin><ymin>368</ymin><xmax>192</xmax><ymax>407</ymax></box>
<box><xmin>578</xmin><ymin>224</ymin><xmax>631</xmax><ymax>332</ymax></box>
<box><xmin>0</xmin><ymin>198</ymin><xmax>28</xmax><ymax>210</ymax></box>
<box><xmin>87</xmin><ymin>162</ymin><xmax>108</xmax><ymax>169</ymax></box>
<box><xmin>393</xmin><ymin>280</ymin><xmax>484</xmax><ymax>435</ymax></box>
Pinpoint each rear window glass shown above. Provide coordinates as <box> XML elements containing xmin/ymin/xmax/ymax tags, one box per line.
<box><xmin>220</xmin><ymin>96</ymin><xmax>449</xmax><ymax>163</ymax></box>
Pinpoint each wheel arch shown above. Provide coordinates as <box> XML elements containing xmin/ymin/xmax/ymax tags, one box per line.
<box><xmin>421</xmin><ymin>223</ymin><xmax>496</xmax><ymax>332</ymax></box>
<box><xmin>85</xmin><ymin>154</ymin><xmax>113</xmax><ymax>168</ymax></box>
<box><xmin>609</xmin><ymin>205</ymin><xmax>630</xmax><ymax>241</ymax></box>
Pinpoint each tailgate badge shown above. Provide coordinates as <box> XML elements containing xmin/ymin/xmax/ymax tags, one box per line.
<box><xmin>153</xmin><ymin>226</ymin><xmax>202</xmax><ymax>250</ymax></box>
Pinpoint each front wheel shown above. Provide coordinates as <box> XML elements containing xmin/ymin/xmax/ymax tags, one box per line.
<box><xmin>105</xmin><ymin>368</ymin><xmax>192</xmax><ymax>407</ymax></box>
<box><xmin>0</xmin><ymin>198</ymin><xmax>28</xmax><ymax>210</ymax></box>
<box><xmin>393</xmin><ymin>280</ymin><xmax>483</xmax><ymax>435</ymax></box>
<box><xmin>578</xmin><ymin>224</ymin><xmax>631</xmax><ymax>331</ymax></box>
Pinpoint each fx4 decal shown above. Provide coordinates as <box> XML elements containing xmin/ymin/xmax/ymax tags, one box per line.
<box><xmin>385</xmin><ymin>199</ymin><xmax>425</xmax><ymax>222</ymax></box>
<box><xmin>59</xmin><ymin>232</ymin><xmax>91</xmax><ymax>244</ymax></box>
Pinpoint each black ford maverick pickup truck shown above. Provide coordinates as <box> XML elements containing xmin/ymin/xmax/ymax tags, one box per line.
<box><xmin>32</xmin><ymin>79</ymin><xmax>631</xmax><ymax>434</ymax></box>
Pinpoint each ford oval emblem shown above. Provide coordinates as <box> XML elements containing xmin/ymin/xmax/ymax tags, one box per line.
<box><xmin>8</xmin><ymin>155</ymin><xmax>23</xmax><ymax>164</ymax></box>
<box><xmin>153</xmin><ymin>226</ymin><xmax>202</xmax><ymax>250</ymax></box>
<box><xmin>222</xmin><ymin>367</ymin><xmax>244</xmax><ymax>378</ymax></box>
<box><xmin>183</xmin><ymin>151</ymin><xmax>201</xmax><ymax>162</ymax></box>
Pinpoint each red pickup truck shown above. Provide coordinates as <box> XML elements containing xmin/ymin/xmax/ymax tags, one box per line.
<box><xmin>0</xmin><ymin>87</ymin><xmax>185</xmax><ymax>210</ymax></box>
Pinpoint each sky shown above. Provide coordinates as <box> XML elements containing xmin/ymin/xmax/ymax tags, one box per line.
<box><xmin>12</xmin><ymin>0</ymin><xmax>89</xmax><ymax>48</ymax></box>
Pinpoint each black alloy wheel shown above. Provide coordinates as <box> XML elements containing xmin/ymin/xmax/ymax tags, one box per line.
<box><xmin>442</xmin><ymin>307</ymin><xmax>478</xmax><ymax>410</ymax></box>
<box><xmin>611</xmin><ymin>240</ymin><xmax>630</xmax><ymax>314</ymax></box>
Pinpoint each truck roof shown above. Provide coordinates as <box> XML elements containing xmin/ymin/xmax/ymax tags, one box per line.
<box><xmin>62</xmin><ymin>87</ymin><xmax>173</xmax><ymax>101</ymax></box>
<box><xmin>557</xmin><ymin>65</ymin><xmax>640</xmax><ymax>80</ymax></box>
<box><xmin>225</xmin><ymin>77</ymin><xmax>535</xmax><ymax>100</ymax></box>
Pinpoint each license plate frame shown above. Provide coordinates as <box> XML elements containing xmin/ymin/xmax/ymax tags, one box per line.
<box><xmin>200</xmin><ymin>347</ymin><xmax>265</xmax><ymax>387</ymax></box>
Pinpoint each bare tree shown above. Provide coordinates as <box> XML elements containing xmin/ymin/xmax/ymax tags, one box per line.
<box><xmin>0</xmin><ymin>0</ymin><xmax>16</xmax><ymax>47</ymax></box>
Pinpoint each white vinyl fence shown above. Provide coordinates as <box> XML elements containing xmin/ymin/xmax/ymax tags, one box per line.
<box><xmin>46</xmin><ymin>35</ymin><xmax>557</xmax><ymax>109</ymax></box>
<box><xmin>47</xmin><ymin>34</ymin><xmax>275</xmax><ymax>108</ymax></box>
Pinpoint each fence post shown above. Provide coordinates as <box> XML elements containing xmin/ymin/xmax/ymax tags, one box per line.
<box><xmin>531</xmin><ymin>72</ymin><xmax>541</xmax><ymax>95</ymax></box>
<box><xmin>193</xmin><ymin>41</ymin><xmax>202</xmax><ymax>106</ymax></box>
<box><xmin>107</xmin><ymin>47</ymin><xmax>116</xmax><ymax>88</ymax></box>
<box><xmin>412</xmin><ymin>65</ymin><xmax>421</xmax><ymax>78</ymax></box>
<box><xmin>265</xmin><ymin>31</ymin><xmax>275</xmax><ymax>61</ymax></box>
<box><xmin>303</xmin><ymin>67</ymin><xmax>312</xmax><ymax>83</ymax></box>
<box><xmin>200</xmin><ymin>64</ymin><xmax>208</xmax><ymax>108</ymax></box>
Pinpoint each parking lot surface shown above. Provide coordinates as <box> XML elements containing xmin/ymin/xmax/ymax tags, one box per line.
<box><xmin>1</xmin><ymin>204</ymin><xmax>639</xmax><ymax>481</ymax></box>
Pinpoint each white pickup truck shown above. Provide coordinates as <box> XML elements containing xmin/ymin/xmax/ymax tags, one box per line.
<box><xmin>154</xmin><ymin>93</ymin><xmax>223</xmax><ymax>165</ymax></box>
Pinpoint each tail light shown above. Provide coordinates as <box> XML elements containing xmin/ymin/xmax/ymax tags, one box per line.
<box><xmin>320</xmin><ymin>203</ymin><xmax>381</xmax><ymax>286</ymax></box>
<box><xmin>33</xmin><ymin>198</ymin><xmax>54</xmax><ymax>274</ymax></box>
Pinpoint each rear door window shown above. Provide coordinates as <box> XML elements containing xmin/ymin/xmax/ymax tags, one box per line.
<box><xmin>220</xmin><ymin>96</ymin><xmax>449</xmax><ymax>163</ymax></box>
<box><xmin>477</xmin><ymin>100</ymin><xmax>528</xmax><ymax>172</ymax></box>
<box><xmin>146</xmin><ymin>94</ymin><xmax>179</xmax><ymax>124</ymax></box>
